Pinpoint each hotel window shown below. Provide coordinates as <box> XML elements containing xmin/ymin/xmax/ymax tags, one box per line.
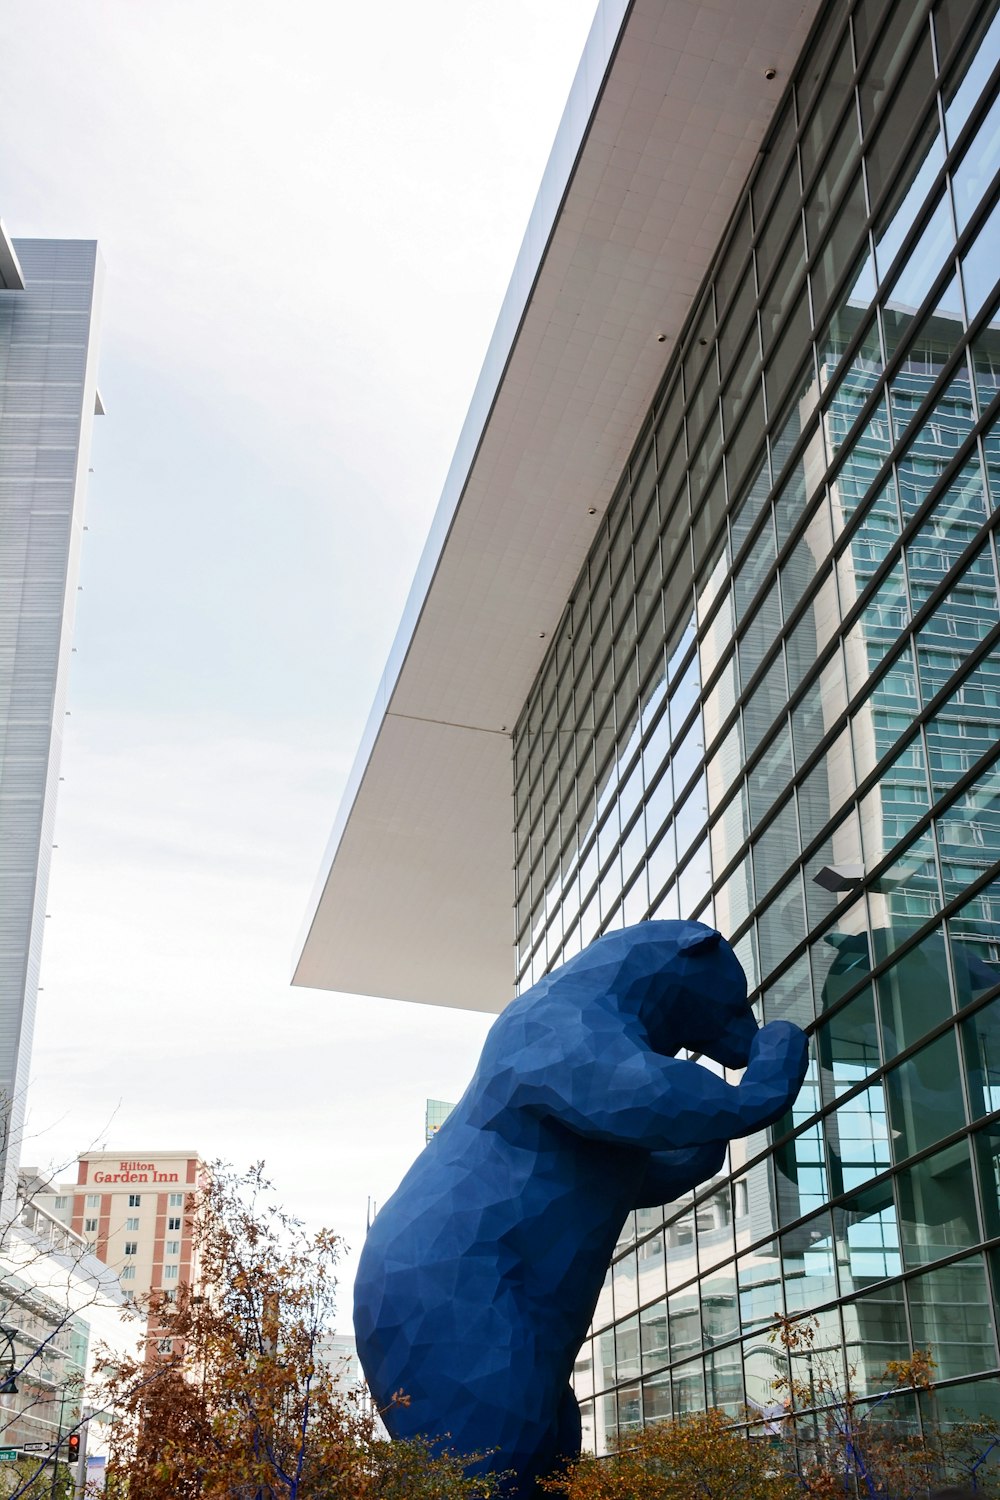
<box><xmin>128</xmin><ymin>1194</ymin><xmax>141</xmax><ymax>1207</ymax></box>
<box><xmin>168</xmin><ymin>1192</ymin><xmax>183</xmax><ymax>1207</ymax></box>
<box><xmin>163</xmin><ymin>1264</ymin><xmax>179</xmax><ymax>1281</ymax></box>
<box><xmin>167</xmin><ymin>1216</ymin><xmax>181</xmax><ymax>1231</ymax></box>
<box><xmin>84</xmin><ymin>1218</ymin><xmax>98</xmax><ymax>1233</ymax></box>
<box><xmin>125</xmin><ymin>1217</ymin><xmax>139</xmax><ymax>1232</ymax></box>
<box><xmin>54</xmin><ymin>1195</ymin><xmax>69</xmax><ymax>1210</ymax></box>
<box><xmin>86</xmin><ymin>1194</ymin><xmax>100</xmax><ymax>1208</ymax></box>
<box><xmin>120</xmin><ymin>1265</ymin><xmax>135</xmax><ymax>1282</ymax></box>
<box><xmin>165</xmin><ymin>1240</ymin><xmax>180</xmax><ymax>1256</ymax></box>
<box><xmin>124</xmin><ymin>1241</ymin><xmax>138</xmax><ymax>1256</ymax></box>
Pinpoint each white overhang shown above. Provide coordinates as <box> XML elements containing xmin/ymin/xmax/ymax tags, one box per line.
<box><xmin>294</xmin><ymin>0</ymin><xmax>823</xmax><ymax>1013</ymax></box>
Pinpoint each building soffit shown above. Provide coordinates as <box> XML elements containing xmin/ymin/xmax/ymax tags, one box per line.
<box><xmin>294</xmin><ymin>0</ymin><xmax>824</xmax><ymax>1012</ymax></box>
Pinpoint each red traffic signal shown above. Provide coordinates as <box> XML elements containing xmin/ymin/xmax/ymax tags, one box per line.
<box><xmin>66</xmin><ymin>1434</ymin><xmax>81</xmax><ymax>1462</ymax></box>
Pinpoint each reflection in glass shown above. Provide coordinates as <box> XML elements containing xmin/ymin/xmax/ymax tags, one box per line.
<box><xmin>897</xmin><ymin>1138</ymin><xmax>979</xmax><ymax>1268</ymax></box>
<box><xmin>908</xmin><ymin>1258</ymin><xmax>997</xmax><ymax>1378</ymax></box>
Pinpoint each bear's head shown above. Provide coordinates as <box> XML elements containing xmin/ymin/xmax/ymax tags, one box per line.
<box><xmin>584</xmin><ymin>920</ymin><xmax>759</xmax><ymax>1069</ymax></box>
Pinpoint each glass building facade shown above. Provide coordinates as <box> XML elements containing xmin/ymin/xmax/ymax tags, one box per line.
<box><xmin>511</xmin><ymin>0</ymin><xmax>1000</xmax><ymax>1454</ymax></box>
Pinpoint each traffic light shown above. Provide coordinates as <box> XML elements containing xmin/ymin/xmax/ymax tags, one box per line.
<box><xmin>66</xmin><ymin>1434</ymin><xmax>81</xmax><ymax>1464</ymax></box>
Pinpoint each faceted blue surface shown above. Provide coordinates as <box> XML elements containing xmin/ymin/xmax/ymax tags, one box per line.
<box><xmin>354</xmin><ymin>919</ymin><xmax>808</xmax><ymax>1498</ymax></box>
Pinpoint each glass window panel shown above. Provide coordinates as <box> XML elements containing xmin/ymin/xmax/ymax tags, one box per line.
<box><xmin>640</xmin><ymin>1298</ymin><xmax>669</xmax><ymax>1375</ymax></box>
<box><xmin>613</xmin><ymin>1249</ymin><xmax>639</xmax><ymax>1319</ymax></box>
<box><xmin>800</xmin><ymin>30</ymin><xmax>855</xmax><ymax>182</ymax></box>
<box><xmin>678</xmin><ymin>834</ymin><xmax>712</xmax><ymax>919</ymax></box>
<box><xmin>842</xmin><ymin>565</ymin><xmax>911</xmax><ymax>701</ymax></box>
<box><xmin>642</xmin><ymin>1369</ymin><xmax>672</xmax><ymax>1424</ymax></box>
<box><xmin>743</xmin><ymin>1334</ymin><xmax>789</xmax><ymax>1418</ymax></box>
<box><xmin>636</xmin><ymin>1226</ymin><xmax>666</xmax><ymax>1305</ymax></box>
<box><xmin>907</xmin><ymin>1258</ymin><xmax>997</xmax><ymax>1378</ymax></box>
<box><xmin>816</xmin><ymin>979</ymin><xmax>880</xmax><ymax>1109</ymax></box>
<box><xmin>885</xmin><ymin>1027</ymin><xmax>967</xmax><ymax>1161</ymax></box>
<box><xmin>760</xmin><ymin>234</ymin><xmax>807</xmax><ymax>357</ymax></box>
<box><xmin>974</xmin><ymin>1122</ymin><xmax>1000</xmax><ymax>1239</ymax></box>
<box><xmin>646</xmin><ymin>823</ymin><xmax>677</xmax><ymax>905</ymax></box>
<box><xmin>702</xmin><ymin>651</ymin><xmax>739</xmax><ymax>748</ymax></box>
<box><xmin>898</xmin><ymin>1139</ymin><xmax>980</xmax><ymax>1269</ymax></box>
<box><xmin>697</xmin><ymin>1186</ymin><xmax>736</xmax><ymax>1276</ymax></box>
<box><xmin>833</xmin><ymin>479</ymin><xmax>900</xmax><ymax>599</ymax></box>
<box><xmin>949</xmin><ymin>866</ymin><xmax>1000</xmax><ymax>996</ymax></box>
<box><xmin>748</xmin><ymin>719</ymin><xmax>793</xmax><ymax>827</ymax></box>
<box><xmin>706</xmin><ymin>719</ymin><xmax>744</xmax><ymax>818</ymax></box>
<box><xmin>615</xmin><ymin>1312</ymin><xmax>641</xmax><ymax>1382</ymax></box>
<box><xmin>953</xmin><ymin>86</ymin><xmax>1000</xmax><ymax>233</ymax></box>
<box><xmin>753</xmin><ymin>800</ymin><xmax>799</xmax><ymax>906</ymax></box>
<box><xmin>822</xmin><ymin>322</ymin><xmax>885</xmax><ymax>461</ymax></box>
<box><xmin>715</xmin><ymin>852</ymin><xmax>754</xmax><ymax>939</ymax></box>
<box><xmin>943</xmin><ymin>3</ymin><xmax>1000</xmax><ymax>146</ymax></box>
<box><xmin>842</xmin><ymin>1278</ymin><xmax>908</xmax><ymax>1393</ymax></box>
<box><xmin>858</xmin><ymin>733</ymin><xmax>931</xmax><ymax>863</ymax></box>
<box><xmin>876</xmin><ymin>925</ymin><xmax>955</xmax><ymax>1061</ymax></box>
<box><xmin>758</xmin><ymin>876</ymin><xmax>815</xmax><ymax>978</ymax></box>
<box><xmin>717</xmin><ymin>260</ymin><xmax>756</xmax><ymax>376</ymax></box>
<box><xmin>881</xmin><ymin>194</ymin><xmax>955</xmax><ymax>368</ymax></box>
<box><xmin>738</xmin><ymin>579</ymin><xmax>781</xmax><ymax>684</ymax></box>
<box><xmin>764</xmin><ymin>292</ymin><xmax>812</xmax><ymax>417</ymax></box>
<box><xmin>938</xmin><ymin>757</ymin><xmax>1000</xmax><ymax>906</ymax></box>
<box><xmin>771</xmin><ymin>373</ymin><xmax>824</xmax><ymax>495</ymax></box>
<box><xmin>721</xmin><ymin>325</ymin><xmax>762</xmax><ymax>441</ymax></box>
<box><xmin>730</xmin><ymin>455</ymin><xmax>772</xmax><ymax>558</ymax></box>
<box><xmin>737</xmin><ymin>1227</ymin><xmax>783</xmax><ymax>1334</ymax></box>
<box><xmin>755</xmin><ymin>168</ymin><xmax>800</xmax><ymax>294</ymax></box>
<box><xmin>852</xmin><ymin>0</ymin><xmax>897</xmax><ymax>61</ymax></box>
<box><xmin>671</xmin><ymin>712</ymin><xmax>705</xmax><ymax>797</ymax></box>
<box><xmin>781</xmin><ymin>500</ymin><xmax>834</xmax><ymax>618</ymax></box>
<box><xmin>671</xmin><ymin>1358</ymin><xmax>706</xmax><ymax>1416</ymax></box>
<box><xmin>870</xmin><ymin>826</ymin><xmax>940</xmax><ymax>940</ymax></box>
<box><xmin>667</xmin><ymin>1285</ymin><xmax>701</xmax><ymax>1363</ymax></box>
<box><xmin>858</xmin><ymin>2</ymin><xmax>931</xmax><ymax>136</ymax></box>
<box><xmin>716</xmin><ymin>202</ymin><xmax>752</xmax><ymax>319</ymax></box>
<box><xmin>811</xmin><ymin>178</ymin><xmax>876</xmax><ymax>328</ymax></box>
<box><xmin>754</xmin><ymin>99</ymin><xmax>797</xmax><ymax>218</ymax></box>
<box><xmin>805</xmin><ymin>809</ymin><xmax>864</xmax><ymax>930</ymax></box>
<box><xmin>926</xmin><ymin>646</ymin><xmax>1000</xmax><ymax>800</ymax></box>
<box><xmin>797</xmin><ymin>727</ymin><xmax>854</xmax><ymax>848</ymax></box>
<box><xmin>962</xmin><ymin>996</ymin><xmax>1000</xmax><ymax>1120</ymax></box>
<box><xmin>865</xmin><ymin>33</ymin><xmax>939</xmax><ymax>211</ymax></box>
<box><xmin>805</xmin><ymin>109</ymin><xmax>861</xmax><ymax>258</ymax></box>
<box><xmin>781</xmin><ymin>1212</ymin><xmax>839</xmax><ymax>1309</ymax></box>
<box><xmin>743</xmin><ymin>655</ymin><xmax>788</xmax><ymax>760</ymax></box>
<box><xmin>962</xmin><ymin>193</ymin><xmax>1000</xmax><ymax>320</ymax></box>
<box><xmin>792</xmin><ymin>650</ymin><xmax>848</xmax><ymax>767</ymax></box>
<box><xmin>838</xmin><ymin>1179</ymin><xmax>900</xmax><ymax>1289</ymax></box>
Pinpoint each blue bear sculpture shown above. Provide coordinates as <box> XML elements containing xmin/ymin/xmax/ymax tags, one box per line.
<box><xmin>354</xmin><ymin>920</ymin><xmax>808</xmax><ymax>1498</ymax></box>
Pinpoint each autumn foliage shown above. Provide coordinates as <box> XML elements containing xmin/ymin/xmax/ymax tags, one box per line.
<box><xmin>546</xmin><ymin>1317</ymin><xmax>998</xmax><ymax>1500</ymax></box>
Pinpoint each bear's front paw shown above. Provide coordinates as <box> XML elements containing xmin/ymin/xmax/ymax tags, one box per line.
<box><xmin>741</xmin><ymin>1020</ymin><xmax>809</xmax><ymax>1126</ymax></box>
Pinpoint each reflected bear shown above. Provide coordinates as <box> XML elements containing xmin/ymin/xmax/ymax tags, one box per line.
<box><xmin>354</xmin><ymin>920</ymin><xmax>808</xmax><ymax>1499</ymax></box>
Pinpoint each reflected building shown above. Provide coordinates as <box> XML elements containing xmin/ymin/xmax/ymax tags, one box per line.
<box><xmin>297</xmin><ymin>0</ymin><xmax>1000</xmax><ymax>1457</ymax></box>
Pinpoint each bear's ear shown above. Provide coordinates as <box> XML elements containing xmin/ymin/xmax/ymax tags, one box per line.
<box><xmin>681</xmin><ymin>926</ymin><xmax>721</xmax><ymax>954</ymax></box>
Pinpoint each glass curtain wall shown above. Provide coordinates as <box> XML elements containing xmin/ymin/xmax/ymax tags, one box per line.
<box><xmin>511</xmin><ymin>0</ymin><xmax>1000</xmax><ymax>1455</ymax></box>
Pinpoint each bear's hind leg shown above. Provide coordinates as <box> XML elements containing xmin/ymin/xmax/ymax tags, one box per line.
<box><xmin>555</xmin><ymin>1385</ymin><xmax>582</xmax><ymax>1462</ymax></box>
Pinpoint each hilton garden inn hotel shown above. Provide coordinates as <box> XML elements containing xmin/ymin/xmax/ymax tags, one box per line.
<box><xmin>296</xmin><ymin>0</ymin><xmax>1000</xmax><ymax>1453</ymax></box>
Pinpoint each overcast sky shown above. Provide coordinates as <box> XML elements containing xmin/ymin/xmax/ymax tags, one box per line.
<box><xmin>1</xmin><ymin>0</ymin><xmax>596</xmax><ymax>1305</ymax></box>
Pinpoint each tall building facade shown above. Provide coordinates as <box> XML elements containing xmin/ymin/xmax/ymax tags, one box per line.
<box><xmin>297</xmin><ymin>0</ymin><xmax>1000</xmax><ymax>1455</ymax></box>
<box><xmin>0</xmin><ymin>230</ymin><xmax>103</xmax><ymax>1217</ymax></box>
<box><xmin>40</xmin><ymin>1151</ymin><xmax>206</xmax><ymax>1309</ymax></box>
